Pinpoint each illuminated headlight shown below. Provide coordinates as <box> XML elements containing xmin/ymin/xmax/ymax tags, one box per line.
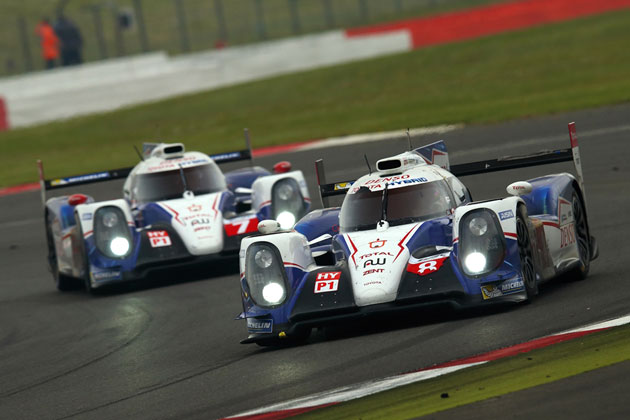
<box><xmin>254</xmin><ymin>248</ymin><xmax>274</xmax><ymax>268</ymax></box>
<box><xmin>464</xmin><ymin>252</ymin><xmax>487</xmax><ymax>274</ymax></box>
<box><xmin>276</xmin><ymin>211</ymin><xmax>296</xmax><ymax>229</ymax></box>
<box><xmin>262</xmin><ymin>282</ymin><xmax>285</xmax><ymax>304</ymax></box>
<box><xmin>110</xmin><ymin>237</ymin><xmax>130</xmax><ymax>257</ymax></box>
<box><xmin>245</xmin><ymin>243</ymin><xmax>289</xmax><ymax>308</ymax></box>
<box><xmin>469</xmin><ymin>217</ymin><xmax>488</xmax><ymax>236</ymax></box>
<box><xmin>459</xmin><ymin>210</ymin><xmax>505</xmax><ymax>277</ymax></box>
<box><xmin>94</xmin><ymin>206</ymin><xmax>133</xmax><ymax>259</ymax></box>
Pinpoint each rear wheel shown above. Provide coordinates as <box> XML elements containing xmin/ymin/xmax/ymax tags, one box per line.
<box><xmin>516</xmin><ymin>205</ymin><xmax>537</xmax><ymax>301</ymax></box>
<box><xmin>571</xmin><ymin>192</ymin><xmax>590</xmax><ymax>280</ymax></box>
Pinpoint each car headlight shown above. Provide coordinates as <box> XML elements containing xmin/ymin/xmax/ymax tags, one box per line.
<box><xmin>276</xmin><ymin>211</ymin><xmax>296</xmax><ymax>229</ymax></box>
<box><xmin>110</xmin><ymin>237</ymin><xmax>130</xmax><ymax>256</ymax></box>
<box><xmin>272</xmin><ymin>178</ymin><xmax>305</xmax><ymax>229</ymax></box>
<box><xmin>94</xmin><ymin>206</ymin><xmax>133</xmax><ymax>259</ymax></box>
<box><xmin>459</xmin><ymin>209</ymin><xmax>505</xmax><ymax>277</ymax></box>
<box><xmin>254</xmin><ymin>248</ymin><xmax>274</xmax><ymax>268</ymax></box>
<box><xmin>464</xmin><ymin>252</ymin><xmax>487</xmax><ymax>274</ymax></box>
<box><xmin>262</xmin><ymin>282</ymin><xmax>285</xmax><ymax>304</ymax></box>
<box><xmin>245</xmin><ymin>243</ymin><xmax>288</xmax><ymax>308</ymax></box>
<box><xmin>469</xmin><ymin>217</ymin><xmax>488</xmax><ymax>236</ymax></box>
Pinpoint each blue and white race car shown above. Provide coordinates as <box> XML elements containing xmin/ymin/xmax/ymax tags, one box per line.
<box><xmin>237</xmin><ymin>123</ymin><xmax>598</xmax><ymax>346</ymax></box>
<box><xmin>39</xmin><ymin>138</ymin><xmax>311</xmax><ymax>292</ymax></box>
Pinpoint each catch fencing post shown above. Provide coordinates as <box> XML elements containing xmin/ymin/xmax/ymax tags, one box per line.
<box><xmin>174</xmin><ymin>0</ymin><xmax>191</xmax><ymax>52</ymax></box>
<box><xmin>253</xmin><ymin>0</ymin><xmax>267</xmax><ymax>40</ymax></box>
<box><xmin>322</xmin><ymin>0</ymin><xmax>335</xmax><ymax>28</ymax></box>
<box><xmin>88</xmin><ymin>5</ymin><xmax>108</xmax><ymax>59</ymax></box>
<box><xmin>214</xmin><ymin>0</ymin><xmax>228</xmax><ymax>44</ymax></box>
<box><xmin>17</xmin><ymin>17</ymin><xmax>34</xmax><ymax>72</ymax></box>
<box><xmin>358</xmin><ymin>0</ymin><xmax>368</xmax><ymax>22</ymax></box>
<box><xmin>288</xmin><ymin>0</ymin><xmax>301</xmax><ymax>34</ymax></box>
<box><xmin>133</xmin><ymin>0</ymin><xmax>150</xmax><ymax>52</ymax></box>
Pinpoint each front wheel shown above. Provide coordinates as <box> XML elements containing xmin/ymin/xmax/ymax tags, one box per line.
<box><xmin>516</xmin><ymin>205</ymin><xmax>537</xmax><ymax>301</ymax></box>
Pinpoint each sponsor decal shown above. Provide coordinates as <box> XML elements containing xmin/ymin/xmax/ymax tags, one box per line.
<box><xmin>481</xmin><ymin>284</ymin><xmax>503</xmax><ymax>300</ymax></box>
<box><xmin>92</xmin><ymin>270</ymin><xmax>122</xmax><ymax>281</ymax></box>
<box><xmin>363</xmin><ymin>268</ymin><xmax>384</xmax><ymax>276</ymax></box>
<box><xmin>247</xmin><ymin>318</ymin><xmax>273</xmax><ymax>333</ymax></box>
<box><xmin>224</xmin><ymin>216</ymin><xmax>258</xmax><ymax>236</ymax></box>
<box><xmin>558</xmin><ymin>197</ymin><xmax>573</xmax><ymax>226</ymax></box>
<box><xmin>51</xmin><ymin>171</ymin><xmax>110</xmax><ymax>186</ymax></box>
<box><xmin>364</xmin><ymin>280</ymin><xmax>383</xmax><ymax>286</ymax></box>
<box><xmin>191</xmin><ymin>218</ymin><xmax>211</xmax><ymax>226</ymax></box>
<box><xmin>334</xmin><ymin>182</ymin><xmax>353</xmax><ymax>191</ymax></box>
<box><xmin>146</xmin><ymin>157</ymin><xmax>208</xmax><ymax>172</ymax></box>
<box><xmin>359</xmin><ymin>251</ymin><xmax>394</xmax><ymax>260</ymax></box>
<box><xmin>82</xmin><ymin>213</ymin><xmax>93</xmax><ymax>221</ymax></box>
<box><xmin>406</xmin><ymin>256</ymin><xmax>448</xmax><ymax>276</ymax></box>
<box><xmin>148</xmin><ymin>230</ymin><xmax>172</xmax><ymax>247</ymax></box>
<box><xmin>314</xmin><ymin>271</ymin><xmax>341</xmax><ymax>293</ymax></box>
<box><xmin>363</xmin><ymin>258</ymin><xmax>386</xmax><ymax>268</ymax></box>
<box><xmin>501</xmin><ymin>279</ymin><xmax>524</xmax><ymax>293</ymax></box>
<box><xmin>499</xmin><ymin>210</ymin><xmax>514</xmax><ymax>221</ymax></box>
<box><xmin>356</xmin><ymin>176</ymin><xmax>429</xmax><ymax>192</ymax></box>
<box><xmin>481</xmin><ymin>279</ymin><xmax>525</xmax><ymax>299</ymax></box>
<box><xmin>187</xmin><ymin>204</ymin><xmax>202</xmax><ymax>212</ymax></box>
<box><xmin>369</xmin><ymin>239</ymin><xmax>386</xmax><ymax>249</ymax></box>
<box><xmin>211</xmin><ymin>151</ymin><xmax>244</xmax><ymax>162</ymax></box>
<box><xmin>560</xmin><ymin>223</ymin><xmax>576</xmax><ymax>248</ymax></box>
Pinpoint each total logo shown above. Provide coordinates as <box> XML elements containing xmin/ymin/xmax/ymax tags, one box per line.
<box><xmin>406</xmin><ymin>255</ymin><xmax>449</xmax><ymax>276</ymax></box>
<box><xmin>187</xmin><ymin>204</ymin><xmax>202</xmax><ymax>213</ymax></box>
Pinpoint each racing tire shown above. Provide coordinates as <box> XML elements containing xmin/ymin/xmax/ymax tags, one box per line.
<box><xmin>516</xmin><ymin>205</ymin><xmax>537</xmax><ymax>301</ymax></box>
<box><xmin>46</xmin><ymin>219</ymin><xmax>80</xmax><ymax>291</ymax></box>
<box><xmin>78</xmin><ymin>227</ymin><xmax>98</xmax><ymax>295</ymax></box>
<box><xmin>570</xmin><ymin>192</ymin><xmax>590</xmax><ymax>281</ymax></box>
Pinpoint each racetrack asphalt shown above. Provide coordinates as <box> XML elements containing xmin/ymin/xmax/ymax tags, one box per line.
<box><xmin>1</xmin><ymin>103</ymin><xmax>629</xmax><ymax>420</ymax></box>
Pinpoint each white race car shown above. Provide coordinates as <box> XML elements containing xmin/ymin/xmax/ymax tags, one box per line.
<box><xmin>40</xmin><ymin>137</ymin><xmax>311</xmax><ymax>292</ymax></box>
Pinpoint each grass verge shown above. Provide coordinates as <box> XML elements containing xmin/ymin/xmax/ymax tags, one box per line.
<box><xmin>1</xmin><ymin>10</ymin><xmax>629</xmax><ymax>188</ymax></box>
<box><xmin>296</xmin><ymin>324</ymin><xmax>630</xmax><ymax>419</ymax></box>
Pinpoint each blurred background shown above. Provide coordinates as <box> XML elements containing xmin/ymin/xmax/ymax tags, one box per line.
<box><xmin>0</xmin><ymin>0</ymin><xmax>500</xmax><ymax>76</ymax></box>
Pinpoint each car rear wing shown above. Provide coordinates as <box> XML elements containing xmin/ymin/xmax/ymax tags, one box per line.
<box><xmin>37</xmin><ymin>129</ymin><xmax>255</xmax><ymax>206</ymax></box>
<box><xmin>315</xmin><ymin>122</ymin><xmax>585</xmax><ymax>208</ymax></box>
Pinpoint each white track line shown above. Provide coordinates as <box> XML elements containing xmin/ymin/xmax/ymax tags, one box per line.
<box><xmin>224</xmin><ymin>313</ymin><xmax>630</xmax><ymax>419</ymax></box>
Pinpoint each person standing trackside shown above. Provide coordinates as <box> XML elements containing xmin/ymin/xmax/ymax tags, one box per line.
<box><xmin>54</xmin><ymin>15</ymin><xmax>84</xmax><ymax>66</ymax></box>
<box><xmin>35</xmin><ymin>18</ymin><xmax>60</xmax><ymax>69</ymax></box>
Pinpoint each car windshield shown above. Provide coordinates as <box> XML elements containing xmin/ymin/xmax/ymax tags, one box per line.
<box><xmin>134</xmin><ymin>163</ymin><xmax>226</xmax><ymax>204</ymax></box>
<box><xmin>339</xmin><ymin>180</ymin><xmax>454</xmax><ymax>232</ymax></box>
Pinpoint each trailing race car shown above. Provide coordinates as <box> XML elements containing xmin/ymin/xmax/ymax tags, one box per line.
<box><xmin>237</xmin><ymin>123</ymin><xmax>598</xmax><ymax>346</ymax></box>
<box><xmin>39</xmin><ymin>134</ymin><xmax>311</xmax><ymax>292</ymax></box>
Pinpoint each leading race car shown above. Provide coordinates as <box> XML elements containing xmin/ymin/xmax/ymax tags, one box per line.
<box><xmin>39</xmin><ymin>134</ymin><xmax>311</xmax><ymax>292</ymax></box>
<box><xmin>237</xmin><ymin>123</ymin><xmax>598</xmax><ymax>346</ymax></box>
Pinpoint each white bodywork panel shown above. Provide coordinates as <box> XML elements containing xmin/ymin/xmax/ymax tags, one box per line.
<box><xmin>342</xmin><ymin>223</ymin><xmax>422</xmax><ymax>306</ymax></box>
<box><xmin>240</xmin><ymin>231</ymin><xmax>315</xmax><ymax>276</ymax></box>
<box><xmin>251</xmin><ymin>171</ymin><xmax>310</xmax><ymax>212</ymax></box>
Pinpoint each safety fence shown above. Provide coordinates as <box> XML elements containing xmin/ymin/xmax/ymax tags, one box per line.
<box><xmin>0</xmin><ymin>0</ymin><xmax>501</xmax><ymax>76</ymax></box>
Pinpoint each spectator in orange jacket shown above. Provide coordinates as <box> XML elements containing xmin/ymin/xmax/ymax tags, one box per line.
<box><xmin>36</xmin><ymin>18</ymin><xmax>59</xmax><ymax>69</ymax></box>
